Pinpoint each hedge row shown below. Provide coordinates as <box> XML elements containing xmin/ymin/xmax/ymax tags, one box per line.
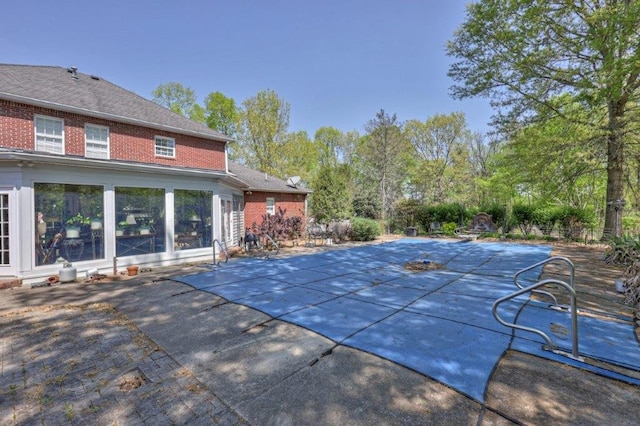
<box><xmin>399</xmin><ymin>202</ymin><xmax>596</xmax><ymax>238</ymax></box>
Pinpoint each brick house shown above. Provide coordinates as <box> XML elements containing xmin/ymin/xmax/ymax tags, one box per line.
<box><xmin>0</xmin><ymin>64</ymin><xmax>309</xmax><ymax>284</ymax></box>
<box><xmin>228</xmin><ymin>161</ymin><xmax>309</xmax><ymax>231</ymax></box>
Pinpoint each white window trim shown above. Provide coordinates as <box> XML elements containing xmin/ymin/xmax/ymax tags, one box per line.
<box><xmin>34</xmin><ymin>115</ymin><xmax>64</xmax><ymax>154</ymax></box>
<box><xmin>155</xmin><ymin>136</ymin><xmax>176</xmax><ymax>158</ymax></box>
<box><xmin>85</xmin><ymin>123</ymin><xmax>110</xmax><ymax>159</ymax></box>
<box><xmin>266</xmin><ymin>197</ymin><xmax>275</xmax><ymax>215</ymax></box>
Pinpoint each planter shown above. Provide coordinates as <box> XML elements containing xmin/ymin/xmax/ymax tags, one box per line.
<box><xmin>90</xmin><ymin>220</ymin><xmax>103</xmax><ymax>230</ymax></box>
<box><xmin>139</xmin><ymin>227</ymin><xmax>150</xmax><ymax>235</ymax></box>
<box><xmin>116</xmin><ymin>229</ymin><xmax>124</xmax><ymax>236</ymax></box>
<box><xmin>66</xmin><ymin>227</ymin><xmax>81</xmax><ymax>238</ymax></box>
<box><xmin>127</xmin><ymin>265</ymin><xmax>139</xmax><ymax>276</ymax></box>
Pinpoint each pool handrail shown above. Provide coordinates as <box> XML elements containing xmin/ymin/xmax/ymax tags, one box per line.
<box><xmin>493</xmin><ymin>277</ymin><xmax>581</xmax><ymax>360</ymax></box>
<box><xmin>212</xmin><ymin>238</ymin><xmax>228</xmax><ymax>266</ymax></box>
<box><xmin>262</xmin><ymin>233</ymin><xmax>279</xmax><ymax>258</ymax></box>
<box><xmin>513</xmin><ymin>256</ymin><xmax>575</xmax><ymax>307</ymax></box>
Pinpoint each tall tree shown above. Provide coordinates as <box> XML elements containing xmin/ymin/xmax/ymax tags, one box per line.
<box><xmin>309</xmin><ymin>163</ymin><xmax>352</xmax><ymax>222</ymax></box>
<box><xmin>361</xmin><ymin>110</ymin><xmax>408</xmax><ymax>223</ymax></box>
<box><xmin>447</xmin><ymin>0</ymin><xmax>640</xmax><ymax>237</ymax></box>
<box><xmin>151</xmin><ymin>82</ymin><xmax>202</xmax><ymax>121</ymax></box>
<box><xmin>237</xmin><ymin>90</ymin><xmax>290</xmax><ymax>175</ymax></box>
<box><xmin>495</xmin><ymin>100</ymin><xmax>605</xmax><ymax>208</ymax></box>
<box><xmin>467</xmin><ymin>132</ymin><xmax>500</xmax><ymax>206</ymax></box>
<box><xmin>278</xmin><ymin>130</ymin><xmax>317</xmax><ymax>183</ymax></box>
<box><xmin>204</xmin><ymin>91</ymin><xmax>239</xmax><ymax>137</ymax></box>
<box><xmin>404</xmin><ymin>112</ymin><xmax>471</xmax><ymax>204</ymax></box>
<box><xmin>314</xmin><ymin>127</ymin><xmax>344</xmax><ymax>167</ymax></box>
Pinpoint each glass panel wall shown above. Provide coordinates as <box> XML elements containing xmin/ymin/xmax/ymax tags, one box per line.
<box><xmin>174</xmin><ymin>190</ymin><xmax>213</xmax><ymax>250</ymax></box>
<box><xmin>34</xmin><ymin>183</ymin><xmax>104</xmax><ymax>266</ymax></box>
<box><xmin>115</xmin><ymin>187</ymin><xmax>165</xmax><ymax>257</ymax></box>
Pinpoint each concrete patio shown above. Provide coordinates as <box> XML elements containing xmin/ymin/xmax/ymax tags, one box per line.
<box><xmin>1</xmin><ymin>238</ymin><xmax>639</xmax><ymax>424</ymax></box>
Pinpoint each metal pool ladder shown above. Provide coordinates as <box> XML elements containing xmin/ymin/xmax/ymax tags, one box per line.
<box><xmin>492</xmin><ymin>256</ymin><xmax>583</xmax><ymax>361</ymax></box>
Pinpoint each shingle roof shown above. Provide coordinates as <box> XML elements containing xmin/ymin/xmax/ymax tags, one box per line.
<box><xmin>0</xmin><ymin>64</ymin><xmax>306</xmax><ymax>195</ymax></box>
<box><xmin>0</xmin><ymin>64</ymin><xmax>230</xmax><ymax>142</ymax></box>
<box><xmin>228</xmin><ymin>161</ymin><xmax>311</xmax><ymax>194</ymax></box>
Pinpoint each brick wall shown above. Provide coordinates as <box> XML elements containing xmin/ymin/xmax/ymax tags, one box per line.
<box><xmin>0</xmin><ymin>100</ymin><xmax>226</xmax><ymax>170</ymax></box>
<box><xmin>244</xmin><ymin>191</ymin><xmax>307</xmax><ymax>230</ymax></box>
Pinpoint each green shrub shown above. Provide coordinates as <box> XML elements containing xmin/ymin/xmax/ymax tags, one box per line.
<box><xmin>557</xmin><ymin>206</ymin><xmax>596</xmax><ymax>240</ymax></box>
<box><xmin>512</xmin><ymin>204</ymin><xmax>536</xmax><ymax>235</ymax></box>
<box><xmin>416</xmin><ymin>203</ymin><xmax>469</xmax><ymax>231</ymax></box>
<box><xmin>442</xmin><ymin>222</ymin><xmax>458</xmax><ymax>234</ymax></box>
<box><xmin>350</xmin><ymin>217</ymin><xmax>381</xmax><ymax>241</ymax></box>
<box><xmin>532</xmin><ymin>206</ymin><xmax>560</xmax><ymax>235</ymax></box>
<box><xmin>435</xmin><ymin>203</ymin><xmax>468</xmax><ymax>224</ymax></box>
<box><xmin>415</xmin><ymin>205</ymin><xmax>436</xmax><ymax>232</ymax></box>
<box><xmin>389</xmin><ymin>199</ymin><xmax>422</xmax><ymax>234</ymax></box>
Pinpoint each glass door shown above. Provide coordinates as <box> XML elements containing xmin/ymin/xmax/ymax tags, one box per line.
<box><xmin>220</xmin><ymin>197</ymin><xmax>232</xmax><ymax>245</ymax></box>
<box><xmin>0</xmin><ymin>193</ymin><xmax>11</xmax><ymax>272</ymax></box>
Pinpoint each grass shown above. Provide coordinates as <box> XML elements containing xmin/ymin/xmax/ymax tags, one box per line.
<box><xmin>64</xmin><ymin>403</ymin><xmax>76</xmax><ymax>422</ymax></box>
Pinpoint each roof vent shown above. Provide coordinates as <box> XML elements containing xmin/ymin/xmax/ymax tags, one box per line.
<box><xmin>67</xmin><ymin>66</ymin><xmax>78</xmax><ymax>80</ymax></box>
<box><xmin>90</xmin><ymin>75</ymin><xmax>100</xmax><ymax>81</ymax></box>
<box><xmin>264</xmin><ymin>172</ymin><xmax>269</xmax><ymax>181</ymax></box>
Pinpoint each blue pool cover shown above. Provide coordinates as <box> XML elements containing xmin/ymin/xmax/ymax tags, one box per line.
<box><xmin>174</xmin><ymin>239</ymin><xmax>640</xmax><ymax>403</ymax></box>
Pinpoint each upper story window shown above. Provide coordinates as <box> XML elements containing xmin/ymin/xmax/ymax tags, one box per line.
<box><xmin>34</xmin><ymin>115</ymin><xmax>64</xmax><ymax>154</ymax></box>
<box><xmin>155</xmin><ymin>136</ymin><xmax>175</xmax><ymax>158</ymax></box>
<box><xmin>85</xmin><ymin>124</ymin><xmax>110</xmax><ymax>159</ymax></box>
<box><xmin>266</xmin><ymin>197</ymin><xmax>275</xmax><ymax>215</ymax></box>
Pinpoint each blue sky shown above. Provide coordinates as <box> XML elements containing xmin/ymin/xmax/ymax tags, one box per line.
<box><xmin>1</xmin><ymin>0</ymin><xmax>491</xmax><ymax>136</ymax></box>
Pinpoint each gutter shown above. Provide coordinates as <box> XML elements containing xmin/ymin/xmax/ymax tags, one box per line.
<box><xmin>0</xmin><ymin>150</ymin><xmax>231</xmax><ymax>179</ymax></box>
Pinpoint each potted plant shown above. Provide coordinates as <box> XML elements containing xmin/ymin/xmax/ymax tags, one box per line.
<box><xmin>65</xmin><ymin>213</ymin><xmax>88</xmax><ymax>238</ymax></box>
<box><xmin>90</xmin><ymin>213</ymin><xmax>103</xmax><ymax>230</ymax></box>
<box><xmin>116</xmin><ymin>220</ymin><xmax>127</xmax><ymax>236</ymax></box>
<box><xmin>139</xmin><ymin>224</ymin><xmax>151</xmax><ymax>235</ymax></box>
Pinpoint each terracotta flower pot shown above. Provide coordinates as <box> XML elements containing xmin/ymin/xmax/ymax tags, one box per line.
<box><xmin>127</xmin><ymin>266</ymin><xmax>139</xmax><ymax>276</ymax></box>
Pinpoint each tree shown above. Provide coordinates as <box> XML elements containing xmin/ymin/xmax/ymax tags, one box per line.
<box><xmin>315</xmin><ymin>127</ymin><xmax>345</xmax><ymax>167</ymax></box>
<box><xmin>309</xmin><ymin>164</ymin><xmax>352</xmax><ymax>223</ymax></box>
<box><xmin>277</xmin><ymin>130</ymin><xmax>318</xmax><ymax>183</ymax></box>
<box><xmin>467</xmin><ymin>132</ymin><xmax>501</xmax><ymax>206</ymax></box>
<box><xmin>203</xmin><ymin>91</ymin><xmax>239</xmax><ymax>137</ymax></box>
<box><xmin>404</xmin><ymin>112</ymin><xmax>471</xmax><ymax>204</ymax></box>
<box><xmin>447</xmin><ymin>0</ymin><xmax>640</xmax><ymax>238</ymax></box>
<box><xmin>237</xmin><ymin>90</ymin><xmax>290</xmax><ymax>175</ymax></box>
<box><xmin>361</xmin><ymin>110</ymin><xmax>409</xmax><ymax>224</ymax></box>
<box><xmin>512</xmin><ymin>103</ymin><xmax>604</xmax><ymax>208</ymax></box>
<box><xmin>151</xmin><ymin>82</ymin><xmax>202</xmax><ymax>121</ymax></box>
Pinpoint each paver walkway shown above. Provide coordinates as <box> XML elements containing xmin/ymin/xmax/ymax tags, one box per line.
<box><xmin>0</xmin><ymin>303</ymin><xmax>243</xmax><ymax>425</ymax></box>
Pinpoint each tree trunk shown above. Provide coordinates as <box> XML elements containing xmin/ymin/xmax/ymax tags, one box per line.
<box><xmin>603</xmin><ymin>104</ymin><xmax>625</xmax><ymax>239</ymax></box>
